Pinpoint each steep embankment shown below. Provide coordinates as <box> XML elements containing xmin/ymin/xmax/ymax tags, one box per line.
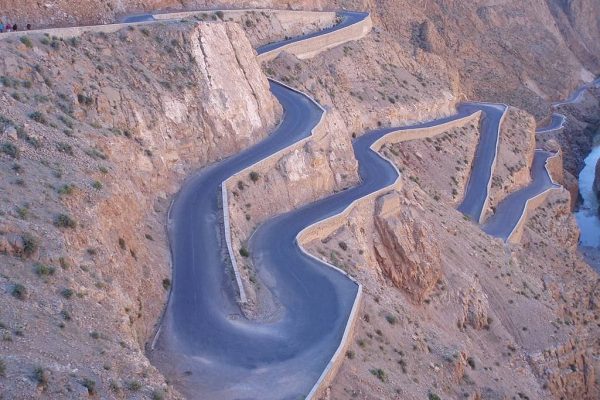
<box><xmin>0</xmin><ymin>21</ymin><xmax>279</xmax><ymax>398</ymax></box>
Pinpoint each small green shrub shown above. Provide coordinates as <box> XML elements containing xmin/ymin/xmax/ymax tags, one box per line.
<box><xmin>20</xmin><ymin>36</ymin><xmax>33</xmax><ymax>48</ymax></box>
<box><xmin>40</xmin><ymin>37</ymin><xmax>50</xmax><ymax>46</ymax></box>
<box><xmin>239</xmin><ymin>247</ymin><xmax>250</xmax><ymax>258</ymax></box>
<box><xmin>346</xmin><ymin>350</ymin><xmax>355</xmax><ymax>359</ymax></box>
<box><xmin>22</xmin><ymin>233</ymin><xmax>38</xmax><ymax>257</ymax></box>
<box><xmin>1</xmin><ymin>142</ymin><xmax>20</xmax><ymax>159</ymax></box>
<box><xmin>338</xmin><ymin>241</ymin><xmax>348</xmax><ymax>251</ymax></box>
<box><xmin>152</xmin><ymin>389</ymin><xmax>166</xmax><ymax>400</ymax></box>
<box><xmin>61</xmin><ymin>288</ymin><xmax>74</xmax><ymax>299</ymax></box>
<box><xmin>29</xmin><ymin>111</ymin><xmax>47</xmax><ymax>125</ymax></box>
<box><xmin>92</xmin><ymin>180</ymin><xmax>103</xmax><ymax>190</ymax></box>
<box><xmin>118</xmin><ymin>238</ymin><xmax>126</xmax><ymax>250</ymax></box>
<box><xmin>61</xmin><ymin>310</ymin><xmax>71</xmax><ymax>321</ymax></box>
<box><xmin>162</xmin><ymin>278</ymin><xmax>171</xmax><ymax>290</ymax></box>
<box><xmin>249</xmin><ymin>171</ymin><xmax>260</xmax><ymax>182</ymax></box>
<box><xmin>215</xmin><ymin>11</ymin><xmax>225</xmax><ymax>19</ymax></box>
<box><xmin>126</xmin><ymin>380</ymin><xmax>142</xmax><ymax>391</ymax></box>
<box><xmin>77</xmin><ymin>94</ymin><xmax>93</xmax><ymax>106</ymax></box>
<box><xmin>56</xmin><ymin>142</ymin><xmax>74</xmax><ymax>156</ymax></box>
<box><xmin>33</xmin><ymin>367</ymin><xmax>48</xmax><ymax>387</ymax></box>
<box><xmin>428</xmin><ymin>393</ymin><xmax>441</xmax><ymax>400</ymax></box>
<box><xmin>81</xmin><ymin>378</ymin><xmax>96</xmax><ymax>395</ymax></box>
<box><xmin>370</xmin><ymin>368</ymin><xmax>387</xmax><ymax>382</ymax></box>
<box><xmin>57</xmin><ymin>184</ymin><xmax>75</xmax><ymax>195</ymax></box>
<box><xmin>34</xmin><ymin>263</ymin><xmax>56</xmax><ymax>277</ymax></box>
<box><xmin>385</xmin><ymin>314</ymin><xmax>397</xmax><ymax>325</ymax></box>
<box><xmin>90</xmin><ymin>331</ymin><xmax>100</xmax><ymax>339</ymax></box>
<box><xmin>11</xmin><ymin>284</ymin><xmax>27</xmax><ymax>300</ymax></box>
<box><xmin>54</xmin><ymin>213</ymin><xmax>77</xmax><ymax>229</ymax></box>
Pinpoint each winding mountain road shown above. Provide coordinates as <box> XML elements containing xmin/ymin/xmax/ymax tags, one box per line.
<box><xmin>148</xmin><ymin>8</ymin><xmax>567</xmax><ymax>399</ymax></box>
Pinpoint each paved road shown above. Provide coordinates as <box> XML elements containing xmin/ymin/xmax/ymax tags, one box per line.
<box><xmin>483</xmin><ymin>150</ymin><xmax>559</xmax><ymax>239</ymax></box>
<box><xmin>553</xmin><ymin>77</ymin><xmax>600</xmax><ymax>107</ymax></box>
<box><xmin>536</xmin><ymin>113</ymin><xmax>566</xmax><ymax>133</ymax></box>
<box><xmin>457</xmin><ymin>102</ymin><xmax>507</xmax><ymax>222</ymax></box>
<box><xmin>121</xmin><ymin>14</ymin><xmax>155</xmax><ymax>23</ymax></box>
<box><xmin>256</xmin><ymin>11</ymin><xmax>369</xmax><ymax>55</ymax></box>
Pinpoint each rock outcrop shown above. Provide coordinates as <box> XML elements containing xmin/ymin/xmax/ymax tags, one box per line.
<box><xmin>372</xmin><ymin>191</ymin><xmax>441</xmax><ymax>303</ymax></box>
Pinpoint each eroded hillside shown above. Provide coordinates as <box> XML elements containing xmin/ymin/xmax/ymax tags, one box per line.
<box><xmin>0</xmin><ymin>20</ymin><xmax>279</xmax><ymax>398</ymax></box>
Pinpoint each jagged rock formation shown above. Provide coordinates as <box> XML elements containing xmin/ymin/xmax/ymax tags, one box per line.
<box><xmin>373</xmin><ymin>192</ymin><xmax>441</xmax><ymax>304</ymax></box>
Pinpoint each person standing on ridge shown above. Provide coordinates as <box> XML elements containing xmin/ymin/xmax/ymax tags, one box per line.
<box><xmin>12</xmin><ymin>23</ymin><xmax>17</xmax><ymax>31</ymax></box>
<box><xmin>0</xmin><ymin>21</ymin><xmax>4</xmax><ymax>33</ymax></box>
<box><xmin>26</xmin><ymin>24</ymin><xmax>31</xmax><ymax>30</ymax></box>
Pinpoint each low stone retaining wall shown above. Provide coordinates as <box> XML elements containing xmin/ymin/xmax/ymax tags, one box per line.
<box><xmin>257</xmin><ymin>13</ymin><xmax>372</xmax><ymax>62</ymax></box>
<box><xmin>507</xmin><ymin>151</ymin><xmax>562</xmax><ymax>244</ymax></box>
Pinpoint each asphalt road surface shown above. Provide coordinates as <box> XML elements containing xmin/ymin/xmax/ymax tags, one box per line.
<box><xmin>536</xmin><ymin>113</ymin><xmax>566</xmax><ymax>133</ymax></box>
<box><xmin>483</xmin><ymin>150</ymin><xmax>559</xmax><ymax>240</ymax></box>
<box><xmin>256</xmin><ymin>11</ymin><xmax>369</xmax><ymax>55</ymax></box>
<box><xmin>457</xmin><ymin>103</ymin><xmax>507</xmax><ymax>222</ymax></box>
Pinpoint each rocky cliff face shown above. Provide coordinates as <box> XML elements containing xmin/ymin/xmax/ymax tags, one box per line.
<box><xmin>373</xmin><ymin>192</ymin><xmax>441</xmax><ymax>304</ymax></box>
<box><xmin>0</xmin><ymin>21</ymin><xmax>279</xmax><ymax>398</ymax></box>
